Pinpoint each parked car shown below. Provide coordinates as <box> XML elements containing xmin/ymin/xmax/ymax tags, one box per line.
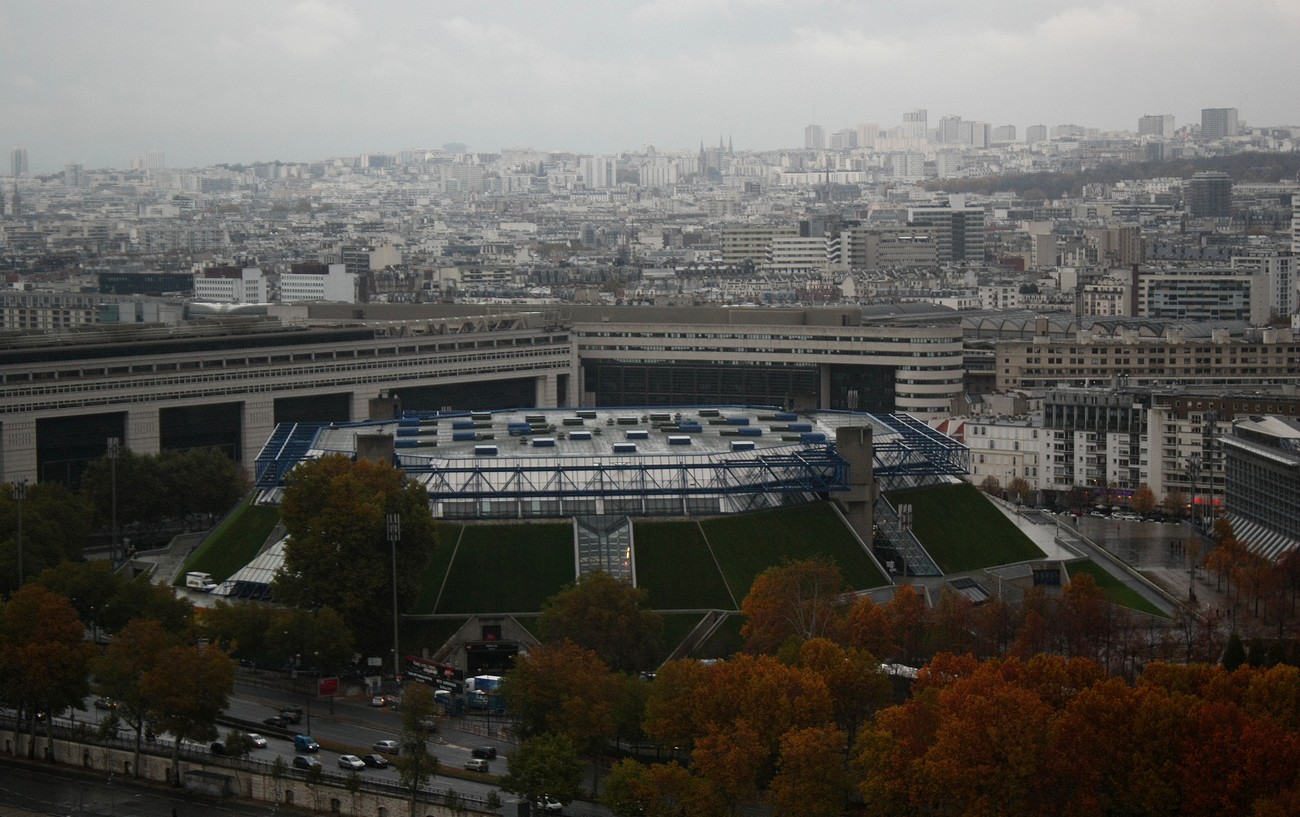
<box><xmin>534</xmin><ymin>795</ymin><xmax>564</xmax><ymax>814</ymax></box>
<box><xmin>361</xmin><ymin>753</ymin><xmax>389</xmax><ymax>769</ymax></box>
<box><xmin>373</xmin><ymin>739</ymin><xmax>399</xmax><ymax>754</ymax></box>
<box><xmin>338</xmin><ymin>754</ymin><xmax>366</xmax><ymax>771</ymax></box>
<box><xmin>247</xmin><ymin>733</ymin><xmax>268</xmax><ymax>749</ymax></box>
<box><xmin>93</xmin><ymin>697</ymin><xmax>116</xmax><ymax>711</ymax></box>
<box><xmin>292</xmin><ymin>755</ymin><xmax>322</xmax><ymax>770</ymax></box>
<box><xmin>463</xmin><ymin>758</ymin><xmax>490</xmax><ymax>773</ymax></box>
<box><xmin>471</xmin><ymin>746</ymin><xmax>497</xmax><ymax>760</ymax></box>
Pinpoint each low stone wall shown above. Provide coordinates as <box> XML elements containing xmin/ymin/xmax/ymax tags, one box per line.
<box><xmin>4</xmin><ymin>731</ymin><xmax>494</xmax><ymax>817</ymax></box>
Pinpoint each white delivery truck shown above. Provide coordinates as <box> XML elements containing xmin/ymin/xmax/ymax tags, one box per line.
<box><xmin>185</xmin><ymin>571</ymin><xmax>218</xmax><ymax>592</ymax></box>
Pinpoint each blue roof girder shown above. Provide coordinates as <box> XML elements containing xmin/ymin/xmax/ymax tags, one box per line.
<box><xmin>417</xmin><ymin>449</ymin><xmax>851</xmax><ymax>501</ymax></box>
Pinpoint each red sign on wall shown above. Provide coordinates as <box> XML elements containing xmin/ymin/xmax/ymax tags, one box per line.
<box><xmin>318</xmin><ymin>677</ymin><xmax>340</xmax><ymax>697</ymax></box>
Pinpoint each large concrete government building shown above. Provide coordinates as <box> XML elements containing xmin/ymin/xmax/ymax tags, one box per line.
<box><xmin>0</xmin><ymin>303</ymin><xmax>963</xmax><ymax>486</ymax></box>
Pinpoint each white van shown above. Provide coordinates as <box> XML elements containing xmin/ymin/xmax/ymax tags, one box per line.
<box><xmin>185</xmin><ymin>571</ymin><xmax>217</xmax><ymax>591</ymax></box>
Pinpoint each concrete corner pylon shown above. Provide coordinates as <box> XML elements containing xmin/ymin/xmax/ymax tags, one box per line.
<box><xmin>835</xmin><ymin>426</ymin><xmax>875</xmax><ymax>550</ymax></box>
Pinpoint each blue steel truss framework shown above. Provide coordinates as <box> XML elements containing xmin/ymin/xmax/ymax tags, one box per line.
<box><xmin>250</xmin><ymin>412</ymin><xmax>969</xmax><ymax>509</ymax></box>
<box><xmin>390</xmin><ymin>444</ymin><xmax>850</xmax><ymax>501</ymax></box>
<box><xmin>872</xmin><ymin>413</ymin><xmax>969</xmax><ymax>488</ymax></box>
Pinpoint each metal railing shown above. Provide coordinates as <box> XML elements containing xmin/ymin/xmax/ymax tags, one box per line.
<box><xmin>0</xmin><ymin>711</ymin><xmax>498</xmax><ymax>813</ymax></box>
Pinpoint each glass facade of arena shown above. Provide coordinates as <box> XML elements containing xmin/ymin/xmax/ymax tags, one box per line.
<box><xmin>585</xmin><ymin>361</ymin><xmax>817</xmax><ymax>407</ymax></box>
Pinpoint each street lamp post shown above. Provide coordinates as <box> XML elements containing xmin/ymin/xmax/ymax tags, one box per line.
<box><xmin>386</xmin><ymin>512</ymin><xmax>401</xmax><ymax>680</ymax></box>
<box><xmin>107</xmin><ymin>437</ymin><xmax>120</xmax><ymax>565</ymax></box>
<box><xmin>12</xmin><ymin>478</ymin><xmax>27</xmax><ymax>587</ymax></box>
<box><xmin>1187</xmin><ymin>454</ymin><xmax>1201</xmax><ymax>602</ymax></box>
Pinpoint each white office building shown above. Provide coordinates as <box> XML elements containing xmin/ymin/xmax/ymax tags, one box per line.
<box><xmin>280</xmin><ymin>263</ymin><xmax>357</xmax><ymax>303</ymax></box>
<box><xmin>193</xmin><ymin>266</ymin><xmax>268</xmax><ymax>304</ymax></box>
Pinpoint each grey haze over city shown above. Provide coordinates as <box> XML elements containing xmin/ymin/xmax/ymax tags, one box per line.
<box><xmin>5</xmin><ymin>0</ymin><xmax>1300</xmax><ymax>171</ymax></box>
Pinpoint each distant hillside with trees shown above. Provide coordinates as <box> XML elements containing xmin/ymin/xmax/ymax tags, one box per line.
<box><xmin>926</xmin><ymin>151</ymin><xmax>1300</xmax><ymax>200</ymax></box>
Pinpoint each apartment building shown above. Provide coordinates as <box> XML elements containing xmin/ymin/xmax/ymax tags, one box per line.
<box><xmin>962</xmin><ymin>386</ymin><xmax>1300</xmax><ymax>514</ymax></box>
<box><xmin>1</xmin><ymin>291</ymin><xmax>108</xmax><ymax>331</ymax></box>
<box><xmin>996</xmin><ymin>329</ymin><xmax>1300</xmax><ymax>391</ymax></box>
<box><xmin>720</xmin><ymin>225</ymin><xmax>797</xmax><ymax>267</ymax></box>
<box><xmin>1231</xmin><ymin>251</ymin><xmax>1294</xmax><ymax>318</ymax></box>
<box><xmin>964</xmin><ymin>416</ymin><xmax>1044</xmax><ymax>493</ymax></box>
<box><xmin>1042</xmin><ymin>388</ymin><xmax>1148</xmax><ymax>496</ymax></box>
<box><xmin>1200</xmin><ymin>108</ymin><xmax>1240</xmax><ymax>139</ymax></box>
<box><xmin>766</xmin><ymin>235</ymin><xmax>830</xmax><ymax>273</ymax></box>
<box><xmin>837</xmin><ymin>226</ymin><xmax>938</xmax><ymax>270</ymax></box>
<box><xmin>1138</xmin><ymin>114</ymin><xmax>1175</xmax><ymax>137</ymax></box>
<box><xmin>907</xmin><ymin>197</ymin><xmax>986</xmax><ymax>265</ymax></box>
<box><xmin>1138</xmin><ymin>269</ymin><xmax>1269</xmax><ymax>324</ymax></box>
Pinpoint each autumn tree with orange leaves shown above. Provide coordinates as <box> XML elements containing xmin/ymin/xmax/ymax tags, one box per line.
<box><xmin>740</xmin><ymin>558</ymin><xmax>847</xmax><ymax>654</ymax></box>
<box><xmin>0</xmin><ymin>584</ymin><xmax>93</xmax><ymax>758</ymax></box>
<box><xmin>854</xmin><ymin>657</ymin><xmax>1300</xmax><ymax>817</ymax></box>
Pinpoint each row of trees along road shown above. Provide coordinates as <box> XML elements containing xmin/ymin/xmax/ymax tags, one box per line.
<box><xmin>5</xmin><ymin>558</ymin><xmax>346</xmax><ymax>786</ymax></box>
<box><xmin>0</xmin><ymin>573</ymin><xmax>238</xmax><ymax>786</ymax></box>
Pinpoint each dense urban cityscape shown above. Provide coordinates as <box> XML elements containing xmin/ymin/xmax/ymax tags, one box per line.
<box><xmin>5</xmin><ymin>1</ymin><xmax>1300</xmax><ymax>812</ymax></box>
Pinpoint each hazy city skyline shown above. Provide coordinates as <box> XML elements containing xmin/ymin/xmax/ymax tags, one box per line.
<box><xmin>3</xmin><ymin>0</ymin><xmax>1299</xmax><ymax>172</ymax></box>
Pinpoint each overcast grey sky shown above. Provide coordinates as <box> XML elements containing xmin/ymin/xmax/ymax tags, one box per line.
<box><xmin>3</xmin><ymin>0</ymin><xmax>1298</xmax><ymax>172</ymax></box>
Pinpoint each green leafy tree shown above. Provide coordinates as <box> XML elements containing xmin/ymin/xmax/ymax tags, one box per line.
<box><xmin>140</xmin><ymin>643</ymin><xmax>235</xmax><ymax>785</ymax></box>
<box><xmin>394</xmin><ymin>682</ymin><xmax>440</xmax><ymax>817</ymax></box>
<box><xmin>0</xmin><ymin>585</ymin><xmax>93</xmax><ymax>758</ymax></box>
<box><xmin>222</xmin><ymin>729</ymin><xmax>257</xmax><ymax>759</ymax></box>
<box><xmin>603</xmin><ymin>759</ymin><xmax>712</xmax><ymax>817</ymax></box>
<box><xmin>611</xmin><ymin>674</ymin><xmax>650</xmax><ymax>747</ymax></box>
<box><xmin>80</xmin><ymin>446</ymin><xmax>244</xmax><ymax>531</ymax></box>
<box><xmin>101</xmin><ymin>574</ymin><xmax>194</xmax><ymax>635</ymax></box>
<box><xmin>273</xmin><ymin>455</ymin><xmax>438</xmax><ymax>655</ymax></box>
<box><xmin>80</xmin><ymin>446</ymin><xmax>168</xmax><ymax>528</ymax></box>
<box><xmin>205</xmin><ymin>602</ymin><xmax>354</xmax><ymax>671</ymax></box>
<box><xmin>2</xmin><ymin>481</ymin><xmax>92</xmax><ymax>592</ymax></box>
<box><xmin>35</xmin><ymin>560</ymin><xmax>121</xmax><ymax>639</ymax></box>
<box><xmin>93</xmin><ymin>618</ymin><xmax>178</xmax><ymax>776</ymax></box>
<box><xmin>202</xmin><ymin>600</ymin><xmax>278</xmax><ymax>665</ymax></box>
<box><xmin>500</xmin><ymin>732</ymin><xmax>584</xmax><ymax>809</ymax></box>
<box><xmin>264</xmin><ymin>606</ymin><xmax>356</xmax><ymax>676</ymax></box>
<box><xmin>538</xmin><ymin>571</ymin><xmax>663</xmax><ymax>673</ymax></box>
<box><xmin>157</xmin><ymin>448</ymin><xmax>246</xmax><ymax>518</ymax></box>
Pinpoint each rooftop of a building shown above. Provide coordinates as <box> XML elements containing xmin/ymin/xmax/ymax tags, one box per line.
<box><xmin>311</xmin><ymin>405</ymin><xmax>891</xmax><ymax>463</ymax></box>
